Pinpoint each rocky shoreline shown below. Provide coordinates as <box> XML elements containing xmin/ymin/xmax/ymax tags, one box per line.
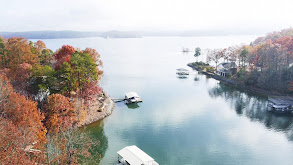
<box><xmin>77</xmin><ymin>91</ymin><xmax>115</xmax><ymax>127</ymax></box>
<box><xmin>188</xmin><ymin>63</ymin><xmax>283</xmax><ymax>97</ymax></box>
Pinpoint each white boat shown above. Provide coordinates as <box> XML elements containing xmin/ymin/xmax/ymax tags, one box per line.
<box><xmin>176</xmin><ymin>68</ymin><xmax>189</xmax><ymax>75</ymax></box>
<box><xmin>117</xmin><ymin>145</ymin><xmax>159</xmax><ymax>165</ymax></box>
<box><xmin>125</xmin><ymin>92</ymin><xmax>142</xmax><ymax>104</ymax></box>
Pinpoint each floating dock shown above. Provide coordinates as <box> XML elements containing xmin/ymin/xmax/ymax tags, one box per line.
<box><xmin>111</xmin><ymin>92</ymin><xmax>143</xmax><ymax>104</ymax></box>
<box><xmin>176</xmin><ymin>68</ymin><xmax>189</xmax><ymax>75</ymax></box>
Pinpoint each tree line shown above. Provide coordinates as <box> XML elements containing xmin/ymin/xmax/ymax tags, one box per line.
<box><xmin>0</xmin><ymin>36</ymin><xmax>104</xmax><ymax>164</ymax></box>
<box><xmin>206</xmin><ymin>28</ymin><xmax>293</xmax><ymax>94</ymax></box>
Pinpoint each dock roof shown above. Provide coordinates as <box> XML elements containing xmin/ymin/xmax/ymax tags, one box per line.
<box><xmin>176</xmin><ymin>68</ymin><xmax>189</xmax><ymax>72</ymax></box>
<box><xmin>125</xmin><ymin>92</ymin><xmax>139</xmax><ymax>98</ymax></box>
<box><xmin>117</xmin><ymin>145</ymin><xmax>154</xmax><ymax>165</ymax></box>
<box><xmin>268</xmin><ymin>96</ymin><xmax>293</xmax><ymax>105</ymax></box>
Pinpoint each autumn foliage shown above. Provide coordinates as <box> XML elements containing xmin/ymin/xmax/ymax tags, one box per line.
<box><xmin>81</xmin><ymin>81</ymin><xmax>102</xmax><ymax>106</ymax></box>
<box><xmin>0</xmin><ymin>73</ymin><xmax>12</xmax><ymax>103</ymax></box>
<box><xmin>54</xmin><ymin>45</ymin><xmax>75</xmax><ymax>70</ymax></box>
<box><xmin>0</xmin><ymin>36</ymin><xmax>104</xmax><ymax>164</ymax></box>
<box><xmin>3</xmin><ymin>92</ymin><xmax>47</xmax><ymax>143</ymax></box>
<box><xmin>206</xmin><ymin>28</ymin><xmax>293</xmax><ymax>94</ymax></box>
<box><xmin>0</xmin><ymin>118</ymin><xmax>37</xmax><ymax>165</ymax></box>
<box><xmin>46</xmin><ymin>94</ymin><xmax>76</xmax><ymax>134</ymax></box>
<box><xmin>0</xmin><ymin>75</ymin><xmax>46</xmax><ymax>164</ymax></box>
<box><xmin>3</xmin><ymin>37</ymin><xmax>39</xmax><ymax>69</ymax></box>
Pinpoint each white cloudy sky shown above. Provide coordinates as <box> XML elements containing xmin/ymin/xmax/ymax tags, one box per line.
<box><xmin>1</xmin><ymin>0</ymin><xmax>293</xmax><ymax>32</ymax></box>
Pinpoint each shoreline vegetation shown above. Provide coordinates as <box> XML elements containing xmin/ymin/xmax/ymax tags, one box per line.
<box><xmin>189</xmin><ymin>28</ymin><xmax>293</xmax><ymax>97</ymax></box>
<box><xmin>187</xmin><ymin>63</ymin><xmax>283</xmax><ymax>97</ymax></box>
<box><xmin>0</xmin><ymin>36</ymin><xmax>113</xmax><ymax>164</ymax></box>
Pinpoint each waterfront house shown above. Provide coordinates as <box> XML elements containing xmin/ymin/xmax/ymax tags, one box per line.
<box><xmin>117</xmin><ymin>145</ymin><xmax>159</xmax><ymax>165</ymax></box>
<box><xmin>217</xmin><ymin>62</ymin><xmax>237</xmax><ymax>77</ymax></box>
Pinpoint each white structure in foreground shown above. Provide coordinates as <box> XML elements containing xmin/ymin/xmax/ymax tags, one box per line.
<box><xmin>117</xmin><ymin>145</ymin><xmax>159</xmax><ymax>165</ymax></box>
<box><xmin>125</xmin><ymin>92</ymin><xmax>143</xmax><ymax>104</ymax></box>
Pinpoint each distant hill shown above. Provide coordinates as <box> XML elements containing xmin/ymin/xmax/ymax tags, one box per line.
<box><xmin>100</xmin><ymin>30</ymin><xmax>142</xmax><ymax>38</ymax></box>
<box><xmin>0</xmin><ymin>29</ymin><xmax>265</xmax><ymax>39</ymax></box>
<box><xmin>0</xmin><ymin>30</ymin><xmax>142</xmax><ymax>39</ymax></box>
<box><xmin>0</xmin><ymin>31</ymin><xmax>103</xmax><ymax>39</ymax></box>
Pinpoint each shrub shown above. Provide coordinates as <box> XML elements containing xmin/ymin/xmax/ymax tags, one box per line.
<box><xmin>237</xmin><ymin>68</ymin><xmax>246</xmax><ymax>80</ymax></box>
<box><xmin>206</xmin><ymin>66</ymin><xmax>215</xmax><ymax>73</ymax></box>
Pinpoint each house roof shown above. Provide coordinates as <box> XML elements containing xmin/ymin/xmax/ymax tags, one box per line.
<box><xmin>125</xmin><ymin>92</ymin><xmax>139</xmax><ymax>98</ymax></box>
<box><xmin>218</xmin><ymin>62</ymin><xmax>237</xmax><ymax>69</ymax></box>
<box><xmin>117</xmin><ymin>145</ymin><xmax>154</xmax><ymax>165</ymax></box>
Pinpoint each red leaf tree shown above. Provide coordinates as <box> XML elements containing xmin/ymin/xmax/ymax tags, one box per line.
<box><xmin>80</xmin><ymin>81</ymin><xmax>102</xmax><ymax>106</ymax></box>
<box><xmin>54</xmin><ymin>45</ymin><xmax>75</xmax><ymax>70</ymax></box>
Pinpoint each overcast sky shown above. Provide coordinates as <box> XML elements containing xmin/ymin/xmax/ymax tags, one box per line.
<box><xmin>1</xmin><ymin>0</ymin><xmax>293</xmax><ymax>32</ymax></box>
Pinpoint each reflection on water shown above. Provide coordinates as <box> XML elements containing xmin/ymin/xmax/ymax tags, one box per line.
<box><xmin>80</xmin><ymin>121</ymin><xmax>108</xmax><ymax>164</ymax></box>
<box><xmin>126</xmin><ymin>103</ymin><xmax>140</xmax><ymax>109</ymax></box>
<box><xmin>209</xmin><ymin>82</ymin><xmax>293</xmax><ymax>141</ymax></box>
<box><xmin>194</xmin><ymin>76</ymin><xmax>199</xmax><ymax>81</ymax></box>
<box><xmin>177</xmin><ymin>75</ymin><xmax>188</xmax><ymax>79</ymax></box>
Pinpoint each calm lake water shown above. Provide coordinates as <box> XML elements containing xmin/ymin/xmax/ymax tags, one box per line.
<box><xmin>36</xmin><ymin>36</ymin><xmax>293</xmax><ymax>165</ymax></box>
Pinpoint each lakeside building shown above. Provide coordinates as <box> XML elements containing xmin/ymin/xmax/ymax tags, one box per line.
<box><xmin>268</xmin><ymin>96</ymin><xmax>293</xmax><ymax>113</ymax></box>
<box><xmin>117</xmin><ymin>145</ymin><xmax>159</xmax><ymax>165</ymax></box>
<box><xmin>125</xmin><ymin>92</ymin><xmax>142</xmax><ymax>104</ymax></box>
<box><xmin>217</xmin><ymin>62</ymin><xmax>237</xmax><ymax>77</ymax></box>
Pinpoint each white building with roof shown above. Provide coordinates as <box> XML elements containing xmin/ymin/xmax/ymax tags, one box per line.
<box><xmin>216</xmin><ymin>62</ymin><xmax>237</xmax><ymax>77</ymax></box>
<box><xmin>117</xmin><ymin>145</ymin><xmax>159</xmax><ymax>165</ymax></box>
<box><xmin>125</xmin><ymin>92</ymin><xmax>142</xmax><ymax>104</ymax></box>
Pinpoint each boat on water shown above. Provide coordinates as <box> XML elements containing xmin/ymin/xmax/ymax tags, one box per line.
<box><xmin>124</xmin><ymin>92</ymin><xmax>142</xmax><ymax>104</ymax></box>
<box><xmin>268</xmin><ymin>96</ymin><xmax>293</xmax><ymax>113</ymax></box>
<box><xmin>176</xmin><ymin>68</ymin><xmax>189</xmax><ymax>75</ymax></box>
<box><xmin>117</xmin><ymin>145</ymin><xmax>159</xmax><ymax>165</ymax></box>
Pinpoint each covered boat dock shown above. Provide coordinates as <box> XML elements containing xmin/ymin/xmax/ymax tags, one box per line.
<box><xmin>176</xmin><ymin>68</ymin><xmax>189</xmax><ymax>75</ymax></box>
<box><xmin>268</xmin><ymin>96</ymin><xmax>293</xmax><ymax>113</ymax></box>
<box><xmin>125</xmin><ymin>92</ymin><xmax>142</xmax><ymax>104</ymax></box>
<box><xmin>117</xmin><ymin>145</ymin><xmax>159</xmax><ymax>165</ymax></box>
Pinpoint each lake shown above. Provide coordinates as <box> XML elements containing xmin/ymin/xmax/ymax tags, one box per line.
<box><xmin>36</xmin><ymin>36</ymin><xmax>293</xmax><ymax>165</ymax></box>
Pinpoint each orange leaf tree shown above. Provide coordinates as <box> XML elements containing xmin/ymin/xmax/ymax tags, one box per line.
<box><xmin>46</xmin><ymin>94</ymin><xmax>76</xmax><ymax>134</ymax></box>
<box><xmin>0</xmin><ymin>75</ymin><xmax>46</xmax><ymax>164</ymax></box>
<box><xmin>2</xmin><ymin>92</ymin><xmax>47</xmax><ymax>147</ymax></box>
<box><xmin>0</xmin><ymin>73</ymin><xmax>12</xmax><ymax>104</ymax></box>
<box><xmin>0</xmin><ymin>118</ymin><xmax>38</xmax><ymax>165</ymax></box>
<box><xmin>4</xmin><ymin>37</ymin><xmax>39</xmax><ymax>69</ymax></box>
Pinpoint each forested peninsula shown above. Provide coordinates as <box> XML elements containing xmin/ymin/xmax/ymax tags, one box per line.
<box><xmin>0</xmin><ymin>36</ymin><xmax>111</xmax><ymax>164</ymax></box>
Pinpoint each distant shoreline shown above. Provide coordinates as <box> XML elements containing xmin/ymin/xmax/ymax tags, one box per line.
<box><xmin>0</xmin><ymin>30</ymin><xmax>263</xmax><ymax>39</ymax></box>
